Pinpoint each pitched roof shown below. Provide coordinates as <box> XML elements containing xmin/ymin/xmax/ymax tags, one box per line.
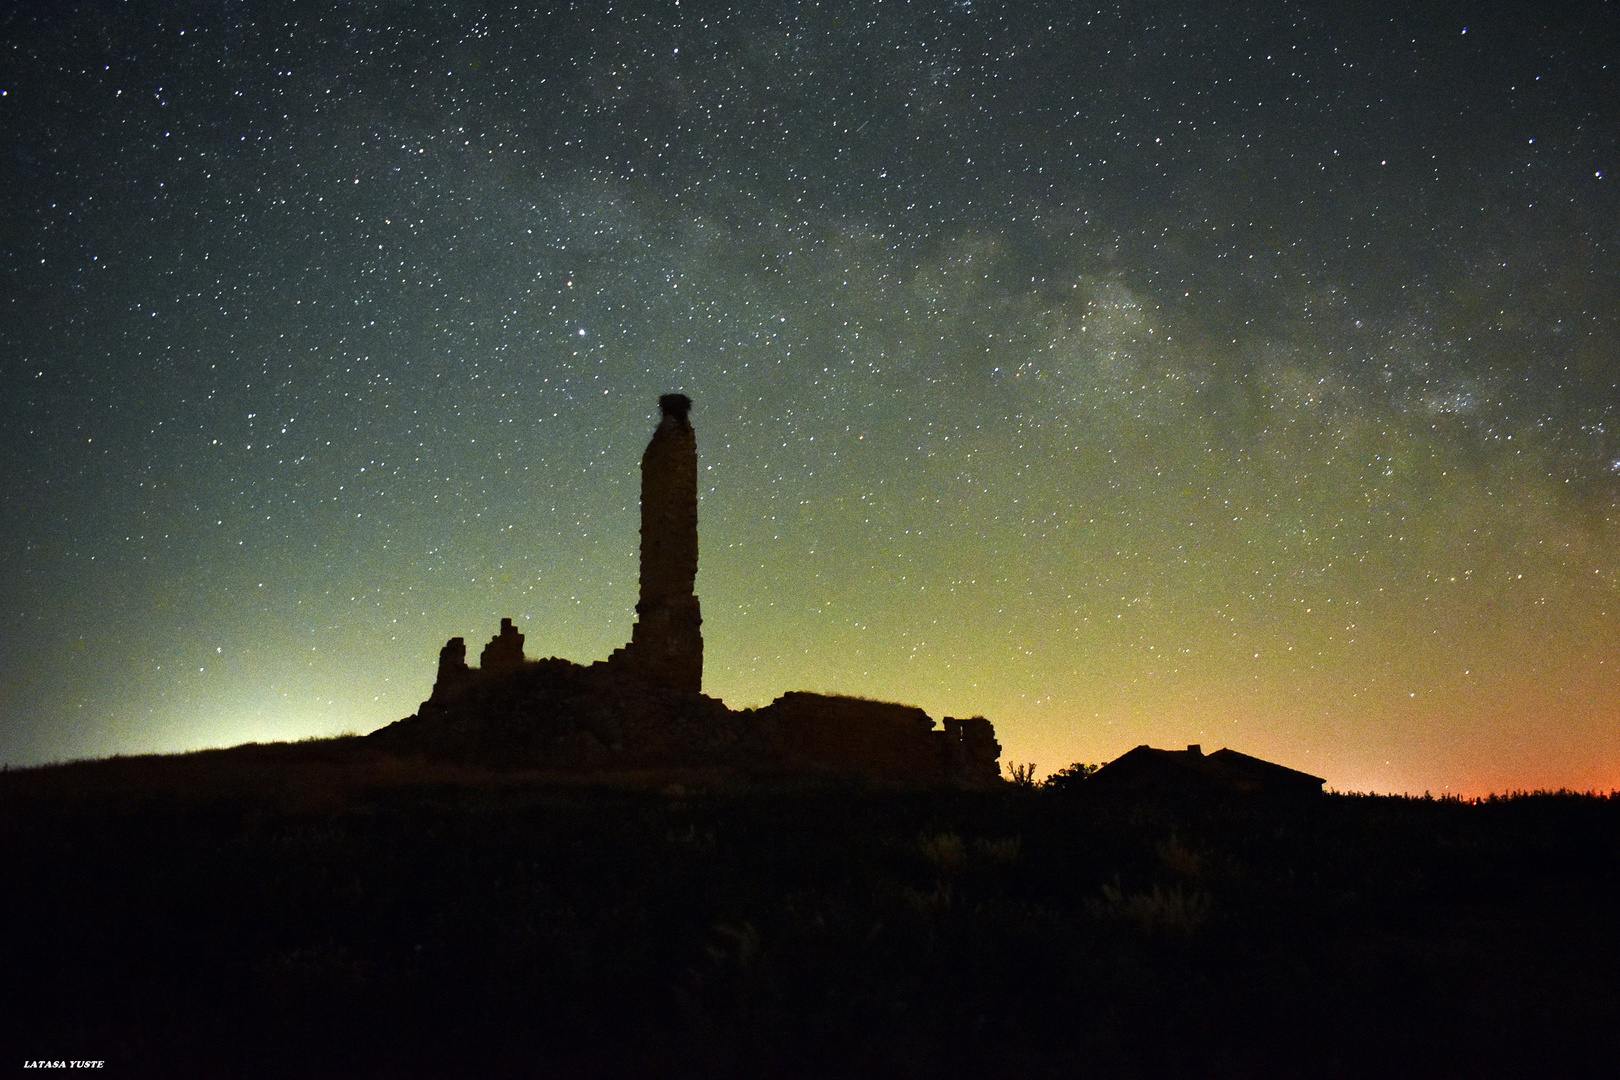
<box><xmin>1090</xmin><ymin>744</ymin><xmax>1324</xmax><ymax>794</ymax></box>
<box><xmin>1206</xmin><ymin>747</ymin><xmax>1325</xmax><ymax>790</ymax></box>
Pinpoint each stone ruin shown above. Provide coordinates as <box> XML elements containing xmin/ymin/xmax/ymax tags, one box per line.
<box><xmin>369</xmin><ymin>394</ymin><xmax>1003</xmax><ymax>787</ymax></box>
<box><xmin>606</xmin><ymin>394</ymin><xmax>704</xmax><ymax>694</ymax></box>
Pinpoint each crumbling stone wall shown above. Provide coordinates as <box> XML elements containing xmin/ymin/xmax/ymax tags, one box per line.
<box><xmin>479</xmin><ymin>618</ymin><xmax>526</xmax><ymax>674</ymax></box>
<box><xmin>421</xmin><ymin>620</ymin><xmax>525</xmax><ymax>715</ymax></box>
<box><xmin>386</xmin><ymin>669</ymin><xmax>1003</xmax><ymax>787</ymax></box>
<box><xmin>941</xmin><ymin>716</ymin><xmax>1003</xmax><ymax>787</ymax></box>
<box><xmin>758</xmin><ymin>693</ymin><xmax>940</xmax><ymax>782</ymax></box>
<box><xmin>427</xmin><ymin>637</ymin><xmax>472</xmax><ymax>705</ymax></box>
<box><xmin>754</xmin><ymin>693</ymin><xmax>1004</xmax><ymax>786</ymax></box>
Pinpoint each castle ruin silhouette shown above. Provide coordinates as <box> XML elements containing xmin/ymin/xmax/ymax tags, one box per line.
<box><xmin>608</xmin><ymin>393</ymin><xmax>704</xmax><ymax>694</ymax></box>
<box><xmin>370</xmin><ymin>394</ymin><xmax>1003</xmax><ymax>786</ymax></box>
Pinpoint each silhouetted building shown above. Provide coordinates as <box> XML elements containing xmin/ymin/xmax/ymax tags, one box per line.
<box><xmin>376</xmin><ymin>394</ymin><xmax>1003</xmax><ymax>788</ymax></box>
<box><xmin>479</xmin><ymin>618</ymin><xmax>526</xmax><ymax>675</ymax></box>
<box><xmin>756</xmin><ymin>693</ymin><xmax>1002</xmax><ymax>786</ymax></box>
<box><xmin>609</xmin><ymin>393</ymin><xmax>703</xmax><ymax>693</ymax></box>
<box><xmin>1089</xmin><ymin>743</ymin><xmax>1325</xmax><ymax>796</ymax></box>
<box><xmin>943</xmin><ymin>716</ymin><xmax>1003</xmax><ymax>787</ymax></box>
<box><xmin>427</xmin><ymin>637</ymin><xmax>472</xmax><ymax>705</ymax></box>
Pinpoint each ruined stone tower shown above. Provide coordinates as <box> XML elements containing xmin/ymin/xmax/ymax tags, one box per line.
<box><xmin>387</xmin><ymin>392</ymin><xmax>1004</xmax><ymax>784</ymax></box>
<box><xmin>615</xmin><ymin>393</ymin><xmax>703</xmax><ymax>693</ymax></box>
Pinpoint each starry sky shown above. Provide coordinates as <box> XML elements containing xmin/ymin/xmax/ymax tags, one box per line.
<box><xmin>4</xmin><ymin>0</ymin><xmax>1618</xmax><ymax>794</ymax></box>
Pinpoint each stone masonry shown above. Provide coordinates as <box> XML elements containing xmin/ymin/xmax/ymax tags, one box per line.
<box><xmin>609</xmin><ymin>393</ymin><xmax>703</xmax><ymax>694</ymax></box>
<box><xmin>376</xmin><ymin>394</ymin><xmax>1003</xmax><ymax>787</ymax></box>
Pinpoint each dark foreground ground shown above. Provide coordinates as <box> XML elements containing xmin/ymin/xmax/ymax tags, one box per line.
<box><xmin>2</xmin><ymin>740</ymin><xmax>1616</xmax><ymax>1079</ymax></box>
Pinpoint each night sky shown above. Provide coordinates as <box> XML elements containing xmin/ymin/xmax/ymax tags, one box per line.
<box><xmin>4</xmin><ymin>1</ymin><xmax>1618</xmax><ymax>794</ymax></box>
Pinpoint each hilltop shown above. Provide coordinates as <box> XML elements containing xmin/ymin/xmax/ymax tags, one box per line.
<box><xmin>1</xmin><ymin>750</ymin><xmax>1615</xmax><ymax>1078</ymax></box>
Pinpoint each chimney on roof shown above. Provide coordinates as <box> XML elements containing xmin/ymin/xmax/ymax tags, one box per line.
<box><xmin>1188</xmin><ymin>744</ymin><xmax>1202</xmax><ymax>756</ymax></box>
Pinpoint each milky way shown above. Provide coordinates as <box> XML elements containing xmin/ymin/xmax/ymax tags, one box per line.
<box><xmin>4</xmin><ymin>1</ymin><xmax>1618</xmax><ymax>792</ymax></box>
